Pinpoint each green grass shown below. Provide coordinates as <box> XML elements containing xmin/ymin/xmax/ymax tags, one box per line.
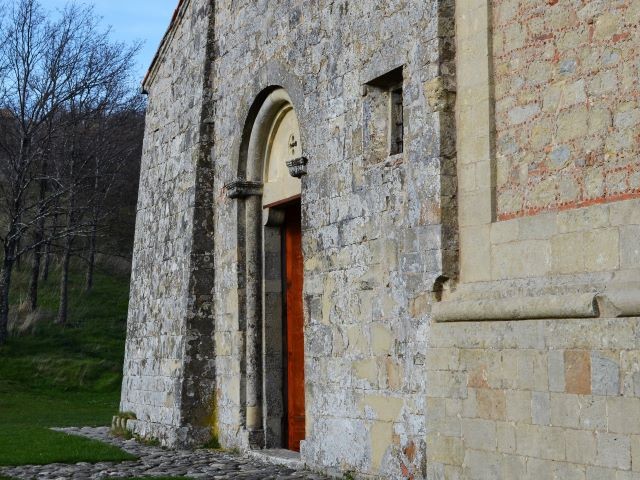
<box><xmin>0</xmin><ymin>265</ymin><xmax>136</xmax><ymax>466</ymax></box>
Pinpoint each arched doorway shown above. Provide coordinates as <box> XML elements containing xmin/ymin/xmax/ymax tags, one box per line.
<box><xmin>230</xmin><ymin>88</ymin><xmax>306</xmax><ymax>452</ymax></box>
<box><xmin>262</xmin><ymin>93</ymin><xmax>306</xmax><ymax>452</ymax></box>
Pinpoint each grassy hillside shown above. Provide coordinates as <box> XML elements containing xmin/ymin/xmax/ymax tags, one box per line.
<box><xmin>0</xmin><ymin>265</ymin><xmax>136</xmax><ymax>466</ymax></box>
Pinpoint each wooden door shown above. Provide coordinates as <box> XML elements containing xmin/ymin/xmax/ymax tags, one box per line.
<box><xmin>284</xmin><ymin>201</ymin><xmax>305</xmax><ymax>451</ymax></box>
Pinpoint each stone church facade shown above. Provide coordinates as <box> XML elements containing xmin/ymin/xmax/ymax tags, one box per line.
<box><xmin>120</xmin><ymin>0</ymin><xmax>640</xmax><ymax>478</ymax></box>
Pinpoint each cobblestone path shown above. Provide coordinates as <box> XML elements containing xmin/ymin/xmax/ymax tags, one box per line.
<box><xmin>0</xmin><ymin>427</ymin><xmax>330</xmax><ymax>480</ymax></box>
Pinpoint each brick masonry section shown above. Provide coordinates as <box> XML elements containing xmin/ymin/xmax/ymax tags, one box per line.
<box><xmin>494</xmin><ymin>0</ymin><xmax>640</xmax><ymax>220</ymax></box>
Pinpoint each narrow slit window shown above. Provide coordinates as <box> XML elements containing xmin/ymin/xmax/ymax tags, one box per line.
<box><xmin>390</xmin><ymin>85</ymin><xmax>403</xmax><ymax>155</ymax></box>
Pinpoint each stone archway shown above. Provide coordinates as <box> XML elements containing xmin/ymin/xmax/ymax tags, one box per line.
<box><xmin>226</xmin><ymin>88</ymin><xmax>307</xmax><ymax>451</ymax></box>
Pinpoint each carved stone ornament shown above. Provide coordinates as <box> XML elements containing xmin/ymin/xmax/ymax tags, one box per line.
<box><xmin>224</xmin><ymin>180</ymin><xmax>263</xmax><ymax>199</ymax></box>
<box><xmin>286</xmin><ymin>156</ymin><xmax>308</xmax><ymax>178</ymax></box>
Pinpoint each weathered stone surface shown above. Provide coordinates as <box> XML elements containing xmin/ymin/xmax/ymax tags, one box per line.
<box><xmin>120</xmin><ymin>0</ymin><xmax>216</xmax><ymax>449</ymax></box>
<box><xmin>121</xmin><ymin>0</ymin><xmax>640</xmax><ymax>478</ymax></box>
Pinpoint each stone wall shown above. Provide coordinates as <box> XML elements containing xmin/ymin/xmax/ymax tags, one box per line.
<box><xmin>426</xmin><ymin>0</ymin><xmax>640</xmax><ymax>478</ymax></box>
<box><xmin>122</xmin><ymin>0</ymin><xmax>640</xmax><ymax>477</ymax></box>
<box><xmin>427</xmin><ymin>316</ymin><xmax>640</xmax><ymax>479</ymax></box>
<box><xmin>120</xmin><ymin>0</ymin><xmax>216</xmax><ymax>447</ymax></box>
<box><xmin>211</xmin><ymin>0</ymin><xmax>454</xmax><ymax>478</ymax></box>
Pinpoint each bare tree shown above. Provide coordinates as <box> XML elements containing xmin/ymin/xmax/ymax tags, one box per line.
<box><xmin>0</xmin><ymin>0</ymin><xmax>141</xmax><ymax>341</ymax></box>
<box><xmin>84</xmin><ymin>103</ymin><xmax>144</xmax><ymax>292</ymax></box>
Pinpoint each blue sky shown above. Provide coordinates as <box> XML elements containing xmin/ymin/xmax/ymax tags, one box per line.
<box><xmin>43</xmin><ymin>0</ymin><xmax>178</xmax><ymax>83</ymax></box>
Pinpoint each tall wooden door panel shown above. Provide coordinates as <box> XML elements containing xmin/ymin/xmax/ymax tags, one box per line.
<box><xmin>284</xmin><ymin>201</ymin><xmax>305</xmax><ymax>451</ymax></box>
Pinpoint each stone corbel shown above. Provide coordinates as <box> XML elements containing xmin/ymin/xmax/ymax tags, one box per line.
<box><xmin>263</xmin><ymin>207</ymin><xmax>285</xmax><ymax>227</ymax></box>
<box><xmin>286</xmin><ymin>156</ymin><xmax>308</xmax><ymax>178</ymax></box>
<box><xmin>225</xmin><ymin>180</ymin><xmax>263</xmax><ymax>199</ymax></box>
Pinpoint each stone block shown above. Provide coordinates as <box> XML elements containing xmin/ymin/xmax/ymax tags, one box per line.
<box><xmin>427</xmin><ymin>434</ymin><xmax>464</xmax><ymax>466</ymax></box>
<box><xmin>461</xmin><ymin>418</ymin><xmax>496</xmax><ymax>451</ymax></box>
<box><xmin>550</xmin><ymin>393</ymin><xmax>581</xmax><ymax>429</ymax></box>
<box><xmin>580</xmin><ymin>396</ymin><xmax>608</xmax><ymax>431</ymax></box>
<box><xmin>552</xmin><ymin>461</ymin><xmax>586</xmax><ymax>480</ymax></box>
<box><xmin>516</xmin><ymin>424</ymin><xmax>566</xmax><ymax>461</ymax></box>
<box><xmin>557</xmin><ymin>206</ymin><xmax>610</xmax><ymax>234</ymax></box>
<box><xmin>490</xmin><ymin>219</ymin><xmax>519</xmax><ymax>244</ymax></box>
<box><xmin>429</xmin><ymin>371</ymin><xmax>468</xmax><ymax>399</ymax></box>
<box><xmin>369</xmin><ymin>421</ymin><xmax>394</xmax><ymax>470</ymax></box>
<box><xmin>526</xmin><ymin>457</ymin><xmax>553</xmax><ymax>479</ymax></box>
<box><xmin>566</xmin><ymin>429</ymin><xmax>597</xmax><ymax>465</ymax></box>
<box><xmin>501</xmin><ymin>453</ymin><xmax>526</xmax><ymax>478</ymax></box>
<box><xmin>557</xmin><ymin>107</ymin><xmax>589</xmax><ymax>142</ymax></box>
<box><xmin>460</xmin><ymin>225</ymin><xmax>492</xmax><ymax>283</ymax></box>
<box><xmin>596</xmin><ymin>432</ymin><xmax>631</xmax><ymax>470</ymax></box>
<box><xmin>506</xmin><ymin>389</ymin><xmax>532</xmax><ymax>423</ymax></box>
<box><xmin>610</xmin><ymin>200</ymin><xmax>640</xmax><ymax>226</ymax></box>
<box><xmin>608</xmin><ymin>397</ymin><xmax>640</xmax><ymax>435</ymax></box>
<box><xmin>462</xmin><ymin>449</ymin><xmax>502</xmax><ymax>479</ymax></box>
<box><xmin>592</xmin><ymin>352</ymin><xmax>620</xmax><ymax>396</ymax></box>
<box><xmin>549</xmin><ymin>350</ymin><xmax>566</xmax><ymax>393</ymax></box>
<box><xmin>476</xmin><ymin>388</ymin><xmax>507</xmax><ymax>421</ymax></box>
<box><xmin>584</xmin><ymin>229</ymin><xmax>620</xmax><ymax>272</ymax></box>
<box><xmin>491</xmin><ymin>239</ymin><xmax>551</xmax><ymax>279</ymax></box>
<box><xmin>353</xmin><ymin>358</ymin><xmax>379</xmax><ymax>385</ymax></box>
<box><xmin>565</xmin><ymin>350</ymin><xmax>592</xmax><ymax>395</ymax></box>
<box><xmin>620</xmin><ymin>226</ymin><xmax>640</xmax><ymax>268</ymax></box>
<box><xmin>518</xmin><ymin>213</ymin><xmax>557</xmax><ymax>240</ymax></box>
<box><xmin>632</xmin><ymin>435</ymin><xmax>640</xmax><ymax>472</ymax></box>
<box><xmin>531</xmin><ymin>391</ymin><xmax>550</xmax><ymax>425</ymax></box>
<box><xmin>496</xmin><ymin>421</ymin><xmax>516</xmax><ymax>454</ymax></box>
<box><xmin>370</xmin><ymin>324</ymin><xmax>394</xmax><ymax>355</ymax></box>
<box><xmin>586</xmin><ymin>466</ymin><xmax>619</xmax><ymax>480</ymax></box>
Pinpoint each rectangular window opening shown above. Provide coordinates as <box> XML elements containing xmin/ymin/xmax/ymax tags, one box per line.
<box><xmin>363</xmin><ymin>66</ymin><xmax>405</xmax><ymax>164</ymax></box>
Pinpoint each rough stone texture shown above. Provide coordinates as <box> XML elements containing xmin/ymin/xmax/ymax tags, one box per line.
<box><xmin>208</xmin><ymin>0</ymin><xmax>455</xmax><ymax>478</ymax></box>
<box><xmin>426</xmin><ymin>320</ymin><xmax>640</xmax><ymax>479</ymax></box>
<box><xmin>121</xmin><ymin>0</ymin><xmax>640</xmax><ymax>478</ymax></box>
<box><xmin>0</xmin><ymin>427</ymin><xmax>329</xmax><ymax>479</ymax></box>
<box><xmin>494</xmin><ymin>0</ymin><xmax>640</xmax><ymax>219</ymax></box>
<box><xmin>120</xmin><ymin>0</ymin><xmax>217</xmax><ymax>448</ymax></box>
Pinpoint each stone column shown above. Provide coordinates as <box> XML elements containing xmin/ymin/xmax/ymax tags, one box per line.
<box><xmin>225</xmin><ymin>179</ymin><xmax>264</xmax><ymax>448</ymax></box>
<box><xmin>244</xmin><ymin>192</ymin><xmax>263</xmax><ymax>447</ymax></box>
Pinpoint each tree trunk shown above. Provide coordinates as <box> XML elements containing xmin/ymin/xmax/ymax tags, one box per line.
<box><xmin>42</xmin><ymin>210</ymin><xmax>58</xmax><ymax>282</ymax></box>
<box><xmin>57</xmin><ymin>172</ymin><xmax>76</xmax><ymax>326</ymax></box>
<box><xmin>14</xmin><ymin>238</ymin><xmax>21</xmax><ymax>271</ymax></box>
<box><xmin>85</xmin><ymin>223</ymin><xmax>97</xmax><ymax>292</ymax></box>
<box><xmin>28</xmin><ymin>242</ymin><xmax>42</xmax><ymax>311</ymax></box>
<box><xmin>29</xmin><ymin>161</ymin><xmax>48</xmax><ymax>310</ymax></box>
<box><xmin>41</xmin><ymin>239</ymin><xmax>51</xmax><ymax>282</ymax></box>
<box><xmin>0</xmin><ymin>252</ymin><xmax>15</xmax><ymax>345</ymax></box>
<box><xmin>56</xmin><ymin>237</ymin><xmax>72</xmax><ymax>325</ymax></box>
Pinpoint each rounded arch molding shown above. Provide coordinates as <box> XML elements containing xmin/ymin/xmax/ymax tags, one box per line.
<box><xmin>229</xmin><ymin>61</ymin><xmax>310</xmax><ymax>182</ymax></box>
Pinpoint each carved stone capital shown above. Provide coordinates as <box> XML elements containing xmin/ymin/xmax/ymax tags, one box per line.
<box><xmin>225</xmin><ymin>180</ymin><xmax>263</xmax><ymax>199</ymax></box>
<box><xmin>286</xmin><ymin>156</ymin><xmax>308</xmax><ymax>178</ymax></box>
